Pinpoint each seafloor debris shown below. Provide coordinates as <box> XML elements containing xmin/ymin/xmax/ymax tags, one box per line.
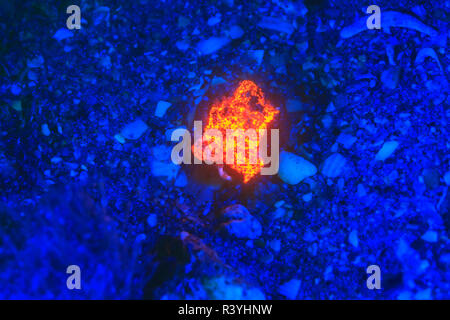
<box><xmin>197</xmin><ymin>37</ymin><xmax>230</xmax><ymax>55</ymax></box>
<box><xmin>1</xmin><ymin>0</ymin><xmax>448</xmax><ymax>300</ymax></box>
<box><xmin>375</xmin><ymin>141</ymin><xmax>399</xmax><ymax>161</ymax></box>
<box><xmin>278</xmin><ymin>279</ymin><xmax>301</xmax><ymax>300</ymax></box>
<box><xmin>381</xmin><ymin>66</ymin><xmax>401</xmax><ymax>89</ymax></box>
<box><xmin>340</xmin><ymin>11</ymin><xmax>439</xmax><ymax>39</ymax></box>
<box><xmin>155</xmin><ymin>100</ymin><xmax>172</xmax><ymax>118</ymax></box>
<box><xmin>119</xmin><ymin>119</ymin><xmax>148</xmax><ymax>140</ymax></box>
<box><xmin>257</xmin><ymin>16</ymin><xmax>295</xmax><ymax>35</ymax></box>
<box><xmin>321</xmin><ymin>153</ymin><xmax>347</xmax><ymax>178</ymax></box>
<box><xmin>53</xmin><ymin>28</ymin><xmax>73</xmax><ymax>41</ymax></box>
<box><xmin>278</xmin><ymin>151</ymin><xmax>317</xmax><ymax>185</ymax></box>
<box><xmin>415</xmin><ymin>48</ymin><xmax>444</xmax><ymax>73</ymax></box>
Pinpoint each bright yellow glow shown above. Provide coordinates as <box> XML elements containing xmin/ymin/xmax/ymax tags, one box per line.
<box><xmin>198</xmin><ymin>80</ymin><xmax>279</xmax><ymax>183</ymax></box>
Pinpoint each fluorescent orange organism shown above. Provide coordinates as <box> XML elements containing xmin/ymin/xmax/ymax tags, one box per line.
<box><xmin>196</xmin><ymin>80</ymin><xmax>279</xmax><ymax>183</ymax></box>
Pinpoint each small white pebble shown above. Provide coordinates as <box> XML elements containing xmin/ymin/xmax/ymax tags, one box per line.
<box><xmin>147</xmin><ymin>214</ymin><xmax>157</xmax><ymax>227</ymax></box>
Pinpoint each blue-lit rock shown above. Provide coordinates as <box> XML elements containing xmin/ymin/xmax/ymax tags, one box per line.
<box><xmin>321</xmin><ymin>153</ymin><xmax>347</xmax><ymax>178</ymax></box>
<box><xmin>1</xmin><ymin>0</ymin><xmax>448</xmax><ymax>300</ymax></box>
<box><xmin>220</xmin><ymin>205</ymin><xmax>262</xmax><ymax>239</ymax></box>
<box><xmin>421</xmin><ymin>230</ymin><xmax>438</xmax><ymax>243</ymax></box>
<box><xmin>278</xmin><ymin>279</ymin><xmax>301</xmax><ymax>300</ymax></box>
<box><xmin>41</xmin><ymin>123</ymin><xmax>51</xmax><ymax>136</ymax></box>
<box><xmin>155</xmin><ymin>101</ymin><xmax>172</xmax><ymax>118</ymax></box>
<box><xmin>375</xmin><ymin>141</ymin><xmax>399</xmax><ymax>161</ymax></box>
<box><xmin>120</xmin><ymin>119</ymin><xmax>148</xmax><ymax>140</ymax></box>
<box><xmin>228</xmin><ymin>25</ymin><xmax>244</xmax><ymax>39</ymax></box>
<box><xmin>278</xmin><ymin>151</ymin><xmax>317</xmax><ymax>185</ymax></box>
<box><xmin>348</xmin><ymin>230</ymin><xmax>359</xmax><ymax>248</ymax></box>
<box><xmin>197</xmin><ymin>37</ymin><xmax>230</xmax><ymax>55</ymax></box>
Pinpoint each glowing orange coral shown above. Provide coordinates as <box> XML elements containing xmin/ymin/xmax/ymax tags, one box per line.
<box><xmin>199</xmin><ymin>80</ymin><xmax>279</xmax><ymax>183</ymax></box>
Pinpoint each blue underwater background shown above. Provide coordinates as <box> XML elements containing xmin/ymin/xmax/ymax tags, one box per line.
<box><xmin>0</xmin><ymin>0</ymin><xmax>449</xmax><ymax>299</ymax></box>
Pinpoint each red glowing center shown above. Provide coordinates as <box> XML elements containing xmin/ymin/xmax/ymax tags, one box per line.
<box><xmin>199</xmin><ymin>80</ymin><xmax>279</xmax><ymax>183</ymax></box>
